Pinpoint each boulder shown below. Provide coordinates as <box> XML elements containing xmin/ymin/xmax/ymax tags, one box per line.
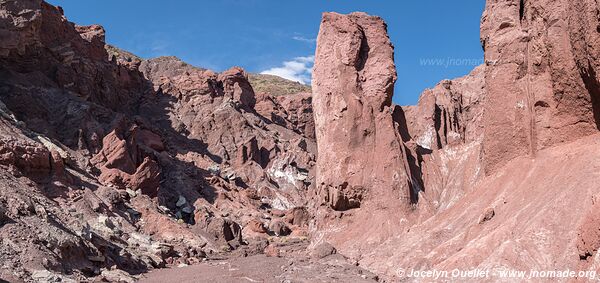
<box><xmin>93</xmin><ymin>130</ymin><xmax>136</xmax><ymax>174</ymax></box>
<box><xmin>264</xmin><ymin>244</ymin><xmax>280</xmax><ymax>257</ymax></box>
<box><xmin>49</xmin><ymin>150</ymin><xmax>66</xmax><ymax>178</ymax></box>
<box><xmin>310</xmin><ymin>242</ymin><xmax>337</xmax><ymax>259</ymax></box>
<box><xmin>246</xmin><ymin>219</ymin><xmax>268</xmax><ymax>234</ymax></box>
<box><xmin>285</xmin><ymin>207</ymin><xmax>310</xmax><ymax>227</ymax></box>
<box><xmin>478</xmin><ymin>207</ymin><xmax>495</xmax><ymax>224</ymax></box>
<box><xmin>130</xmin><ymin>158</ymin><xmax>161</xmax><ymax>197</ymax></box>
<box><xmin>206</xmin><ymin>218</ymin><xmax>242</xmax><ymax>244</ymax></box>
<box><xmin>92</xmin><ymin>126</ymin><xmax>162</xmax><ymax>195</ymax></box>
<box><xmin>268</xmin><ymin>220</ymin><xmax>291</xmax><ymax>237</ymax></box>
<box><xmin>219</xmin><ymin>67</ymin><xmax>256</xmax><ymax>109</ymax></box>
<box><xmin>0</xmin><ymin>138</ymin><xmax>52</xmax><ymax>180</ymax></box>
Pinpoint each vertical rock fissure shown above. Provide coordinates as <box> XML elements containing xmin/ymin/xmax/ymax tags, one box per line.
<box><xmin>442</xmin><ymin>109</ymin><xmax>449</xmax><ymax>145</ymax></box>
<box><xmin>355</xmin><ymin>28</ymin><xmax>370</xmax><ymax>73</ymax></box>
<box><xmin>519</xmin><ymin>0</ymin><xmax>526</xmax><ymax>22</ymax></box>
<box><xmin>404</xmin><ymin>145</ymin><xmax>424</xmax><ymax>205</ymax></box>
<box><xmin>523</xmin><ymin>5</ymin><xmax>537</xmax><ymax>157</ymax></box>
<box><xmin>434</xmin><ymin>104</ymin><xmax>443</xmax><ymax>149</ymax></box>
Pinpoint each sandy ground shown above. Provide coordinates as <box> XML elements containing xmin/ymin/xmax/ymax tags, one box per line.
<box><xmin>140</xmin><ymin>252</ymin><xmax>378</xmax><ymax>283</ymax></box>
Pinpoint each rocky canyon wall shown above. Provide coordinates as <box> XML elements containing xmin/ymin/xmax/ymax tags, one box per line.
<box><xmin>309</xmin><ymin>12</ymin><xmax>489</xmax><ymax>264</ymax></box>
<box><xmin>308</xmin><ymin>1</ymin><xmax>600</xmax><ymax>281</ymax></box>
<box><xmin>0</xmin><ymin>1</ymin><xmax>319</xmax><ymax>281</ymax></box>
<box><xmin>1</xmin><ymin>0</ymin><xmax>600</xmax><ymax>282</ymax></box>
<box><xmin>481</xmin><ymin>0</ymin><xmax>600</xmax><ymax>173</ymax></box>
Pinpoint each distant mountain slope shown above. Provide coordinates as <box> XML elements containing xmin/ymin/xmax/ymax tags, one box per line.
<box><xmin>107</xmin><ymin>45</ymin><xmax>311</xmax><ymax>97</ymax></box>
<box><xmin>249</xmin><ymin>73</ymin><xmax>311</xmax><ymax>96</ymax></box>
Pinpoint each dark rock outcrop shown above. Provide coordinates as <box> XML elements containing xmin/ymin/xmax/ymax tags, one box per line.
<box><xmin>0</xmin><ymin>1</ymin><xmax>319</xmax><ymax>281</ymax></box>
<box><xmin>91</xmin><ymin>124</ymin><xmax>163</xmax><ymax>195</ymax></box>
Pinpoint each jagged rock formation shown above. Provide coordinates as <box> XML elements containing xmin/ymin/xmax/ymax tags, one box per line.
<box><xmin>0</xmin><ymin>1</ymin><xmax>321</xmax><ymax>281</ymax></box>
<box><xmin>403</xmin><ymin>65</ymin><xmax>486</xmax><ymax>150</ymax></box>
<box><xmin>90</xmin><ymin>124</ymin><xmax>163</xmax><ymax>197</ymax></box>
<box><xmin>308</xmin><ymin>3</ymin><xmax>600</xmax><ymax>283</ymax></box>
<box><xmin>2</xmin><ymin>0</ymin><xmax>600</xmax><ymax>282</ymax></box>
<box><xmin>312</xmin><ymin>12</ymin><xmax>412</xmax><ymax>211</ymax></box>
<box><xmin>309</xmin><ymin>12</ymin><xmax>483</xmax><ymax>268</ymax></box>
<box><xmin>402</xmin><ymin>66</ymin><xmax>487</xmax><ymax>212</ymax></box>
<box><xmin>255</xmin><ymin>91</ymin><xmax>315</xmax><ymax>140</ymax></box>
<box><xmin>310</xmin><ymin>14</ymin><xmax>488</xmax><ymax>264</ymax></box>
<box><xmin>137</xmin><ymin>55</ymin><xmax>317</xmax><ymax>210</ymax></box>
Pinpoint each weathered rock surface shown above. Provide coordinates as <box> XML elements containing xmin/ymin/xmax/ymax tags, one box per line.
<box><xmin>255</xmin><ymin>91</ymin><xmax>315</xmax><ymax>139</ymax></box>
<box><xmin>306</xmin><ymin>4</ymin><xmax>600</xmax><ymax>283</ymax></box>
<box><xmin>91</xmin><ymin>124</ymin><xmax>163</xmax><ymax>196</ymax></box>
<box><xmin>480</xmin><ymin>0</ymin><xmax>600</xmax><ymax>174</ymax></box>
<box><xmin>308</xmin><ymin>13</ymin><xmax>488</xmax><ymax>270</ymax></box>
<box><xmin>403</xmin><ymin>65</ymin><xmax>487</xmax><ymax>151</ymax></box>
<box><xmin>312</xmin><ymin>12</ymin><xmax>411</xmax><ymax>211</ymax></box>
<box><xmin>360</xmin><ymin>134</ymin><xmax>600</xmax><ymax>281</ymax></box>
<box><xmin>0</xmin><ymin>1</ymin><xmax>319</xmax><ymax>281</ymax></box>
<box><xmin>402</xmin><ymin>66</ymin><xmax>487</xmax><ymax>212</ymax></box>
<box><xmin>2</xmin><ymin>1</ymin><xmax>600</xmax><ymax>282</ymax></box>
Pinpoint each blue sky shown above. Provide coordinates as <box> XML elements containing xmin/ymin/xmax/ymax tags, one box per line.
<box><xmin>48</xmin><ymin>0</ymin><xmax>485</xmax><ymax>105</ymax></box>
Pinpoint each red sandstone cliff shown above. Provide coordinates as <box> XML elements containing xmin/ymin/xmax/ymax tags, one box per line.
<box><xmin>1</xmin><ymin>0</ymin><xmax>600</xmax><ymax>282</ymax></box>
<box><xmin>308</xmin><ymin>3</ymin><xmax>600</xmax><ymax>282</ymax></box>
<box><xmin>481</xmin><ymin>0</ymin><xmax>600</xmax><ymax>173</ymax></box>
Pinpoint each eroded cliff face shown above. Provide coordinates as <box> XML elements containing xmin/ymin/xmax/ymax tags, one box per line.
<box><xmin>402</xmin><ymin>65</ymin><xmax>487</xmax><ymax>212</ymax></box>
<box><xmin>404</xmin><ymin>65</ymin><xmax>487</xmax><ymax>151</ymax></box>
<box><xmin>309</xmin><ymin>3</ymin><xmax>600</xmax><ymax>282</ymax></box>
<box><xmin>309</xmin><ymin>12</ymin><xmax>489</xmax><ymax>265</ymax></box>
<box><xmin>0</xmin><ymin>1</ymin><xmax>322</xmax><ymax>281</ymax></box>
<box><xmin>2</xmin><ymin>0</ymin><xmax>600</xmax><ymax>282</ymax></box>
<box><xmin>480</xmin><ymin>0</ymin><xmax>600</xmax><ymax>173</ymax></box>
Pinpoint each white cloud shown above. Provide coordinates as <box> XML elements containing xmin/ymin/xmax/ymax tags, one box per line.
<box><xmin>150</xmin><ymin>39</ymin><xmax>169</xmax><ymax>55</ymax></box>
<box><xmin>260</xmin><ymin>55</ymin><xmax>314</xmax><ymax>85</ymax></box>
<box><xmin>292</xmin><ymin>36</ymin><xmax>316</xmax><ymax>43</ymax></box>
